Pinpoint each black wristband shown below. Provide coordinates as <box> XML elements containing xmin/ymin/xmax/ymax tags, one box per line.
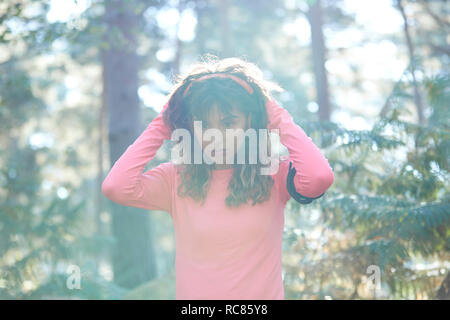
<box><xmin>286</xmin><ymin>161</ymin><xmax>325</xmax><ymax>204</ymax></box>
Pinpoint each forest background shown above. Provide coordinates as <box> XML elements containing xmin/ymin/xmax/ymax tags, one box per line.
<box><xmin>0</xmin><ymin>0</ymin><xmax>449</xmax><ymax>299</ymax></box>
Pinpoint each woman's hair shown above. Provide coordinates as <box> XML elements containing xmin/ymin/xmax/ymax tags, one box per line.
<box><xmin>163</xmin><ymin>54</ymin><xmax>285</xmax><ymax>207</ymax></box>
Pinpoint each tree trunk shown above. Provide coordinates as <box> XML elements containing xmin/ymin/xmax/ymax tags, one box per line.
<box><xmin>437</xmin><ymin>272</ymin><xmax>450</xmax><ymax>300</ymax></box>
<box><xmin>396</xmin><ymin>0</ymin><xmax>425</xmax><ymax>126</ymax></box>
<box><xmin>219</xmin><ymin>0</ymin><xmax>231</xmax><ymax>57</ymax></box>
<box><xmin>173</xmin><ymin>1</ymin><xmax>186</xmax><ymax>76</ymax></box>
<box><xmin>306</xmin><ymin>0</ymin><xmax>331</xmax><ymax>122</ymax></box>
<box><xmin>97</xmin><ymin>67</ymin><xmax>106</xmax><ymax>236</ymax></box>
<box><xmin>195</xmin><ymin>1</ymin><xmax>208</xmax><ymax>55</ymax></box>
<box><xmin>102</xmin><ymin>0</ymin><xmax>157</xmax><ymax>288</ymax></box>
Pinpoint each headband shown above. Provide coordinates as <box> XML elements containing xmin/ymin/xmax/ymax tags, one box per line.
<box><xmin>183</xmin><ymin>73</ymin><xmax>254</xmax><ymax>96</ymax></box>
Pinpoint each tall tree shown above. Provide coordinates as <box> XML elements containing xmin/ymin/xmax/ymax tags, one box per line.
<box><xmin>102</xmin><ymin>0</ymin><xmax>157</xmax><ymax>288</ymax></box>
<box><xmin>305</xmin><ymin>0</ymin><xmax>331</xmax><ymax>121</ymax></box>
<box><xmin>396</xmin><ymin>0</ymin><xmax>425</xmax><ymax>126</ymax></box>
<box><xmin>219</xmin><ymin>0</ymin><xmax>232</xmax><ymax>57</ymax></box>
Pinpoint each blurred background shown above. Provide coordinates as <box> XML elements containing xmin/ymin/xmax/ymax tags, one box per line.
<box><xmin>0</xmin><ymin>0</ymin><xmax>449</xmax><ymax>300</ymax></box>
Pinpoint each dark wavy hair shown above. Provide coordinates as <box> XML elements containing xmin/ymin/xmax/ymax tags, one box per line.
<box><xmin>163</xmin><ymin>54</ymin><xmax>284</xmax><ymax>207</ymax></box>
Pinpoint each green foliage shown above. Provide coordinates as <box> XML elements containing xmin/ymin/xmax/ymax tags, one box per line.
<box><xmin>282</xmin><ymin>73</ymin><xmax>449</xmax><ymax>299</ymax></box>
<box><xmin>123</xmin><ymin>268</ymin><xmax>175</xmax><ymax>300</ymax></box>
<box><xmin>1</xmin><ymin>0</ymin><xmax>448</xmax><ymax>300</ymax></box>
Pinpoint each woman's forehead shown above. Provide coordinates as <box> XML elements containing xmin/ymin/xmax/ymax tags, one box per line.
<box><xmin>193</xmin><ymin>102</ymin><xmax>243</xmax><ymax>120</ymax></box>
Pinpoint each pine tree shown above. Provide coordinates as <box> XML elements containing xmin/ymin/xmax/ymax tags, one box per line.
<box><xmin>283</xmin><ymin>72</ymin><xmax>449</xmax><ymax>299</ymax></box>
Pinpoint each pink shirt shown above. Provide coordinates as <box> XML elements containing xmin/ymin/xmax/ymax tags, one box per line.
<box><xmin>102</xmin><ymin>99</ymin><xmax>334</xmax><ymax>299</ymax></box>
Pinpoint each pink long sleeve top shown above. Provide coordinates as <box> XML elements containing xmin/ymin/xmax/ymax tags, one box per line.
<box><xmin>102</xmin><ymin>99</ymin><xmax>334</xmax><ymax>300</ymax></box>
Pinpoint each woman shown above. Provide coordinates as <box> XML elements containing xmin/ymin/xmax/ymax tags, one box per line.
<box><xmin>102</xmin><ymin>56</ymin><xmax>334</xmax><ymax>299</ymax></box>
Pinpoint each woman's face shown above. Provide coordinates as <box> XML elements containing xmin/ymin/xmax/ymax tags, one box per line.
<box><xmin>193</xmin><ymin>103</ymin><xmax>250</xmax><ymax>164</ymax></box>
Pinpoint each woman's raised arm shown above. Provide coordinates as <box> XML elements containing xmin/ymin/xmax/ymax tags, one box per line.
<box><xmin>265</xmin><ymin>98</ymin><xmax>334</xmax><ymax>200</ymax></box>
<box><xmin>101</xmin><ymin>101</ymin><xmax>175</xmax><ymax>214</ymax></box>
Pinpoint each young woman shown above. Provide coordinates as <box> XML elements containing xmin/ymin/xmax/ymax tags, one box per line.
<box><xmin>102</xmin><ymin>57</ymin><xmax>335</xmax><ymax>300</ymax></box>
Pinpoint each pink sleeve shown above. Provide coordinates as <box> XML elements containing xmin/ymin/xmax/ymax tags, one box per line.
<box><xmin>273</xmin><ymin>157</ymin><xmax>292</xmax><ymax>204</ymax></box>
<box><xmin>266</xmin><ymin>99</ymin><xmax>334</xmax><ymax>199</ymax></box>
<box><xmin>101</xmin><ymin>102</ymin><xmax>175</xmax><ymax>215</ymax></box>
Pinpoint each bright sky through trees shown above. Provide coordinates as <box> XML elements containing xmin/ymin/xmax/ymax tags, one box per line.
<box><xmin>42</xmin><ymin>0</ymin><xmax>415</xmax><ymax>130</ymax></box>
